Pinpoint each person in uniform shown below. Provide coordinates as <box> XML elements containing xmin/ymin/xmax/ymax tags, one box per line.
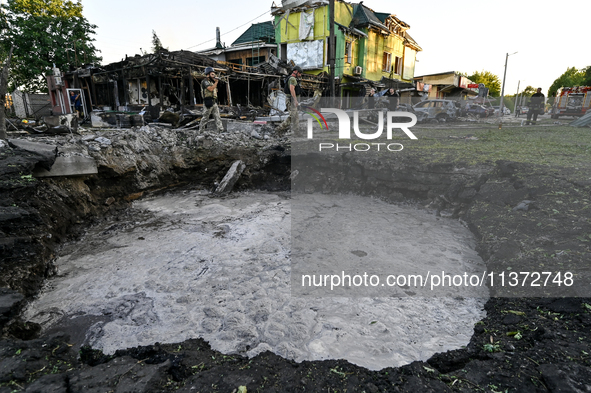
<box><xmin>200</xmin><ymin>67</ymin><xmax>224</xmax><ymax>133</ymax></box>
<box><xmin>526</xmin><ymin>87</ymin><xmax>545</xmax><ymax>125</ymax></box>
<box><xmin>277</xmin><ymin>66</ymin><xmax>302</xmax><ymax>134</ymax></box>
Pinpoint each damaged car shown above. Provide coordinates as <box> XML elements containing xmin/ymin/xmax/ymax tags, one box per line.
<box><xmin>412</xmin><ymin>99</ymin><xmax>458</xmax><ymax>122</ymax></box>
<box><xmin>463</xmin><ymin>104</ymin><xmax>494</xmax><ymax>118</ymax></box>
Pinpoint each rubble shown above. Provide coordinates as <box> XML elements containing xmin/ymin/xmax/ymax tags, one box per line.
<box><xmin>41</xmin><ymin>49</ymin><xmax>328</xmax><ymax>133</ymax></box>
<box><xmin>213</xmin><ymin>160</ymin><xmax>247</xmax><ymax>196</ymax></box>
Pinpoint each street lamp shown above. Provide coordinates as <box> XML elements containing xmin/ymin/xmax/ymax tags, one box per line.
<box><xmin>499</xmin><ymin>51</ymin><xmax>517</xmax><ymax>121</ymax></box>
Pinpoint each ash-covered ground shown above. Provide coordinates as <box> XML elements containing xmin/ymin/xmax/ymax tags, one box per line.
<box><xmin>23</xmin><ymin>190</ymin><xmax>486</xmax><ymax>371</ymax></box>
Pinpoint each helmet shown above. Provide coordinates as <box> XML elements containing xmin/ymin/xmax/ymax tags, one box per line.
<box><xmin>204</xmin><ymin>66</ymin><xmax>215</xmax><ymax>75</ymax></box>
<box><xmin>293</xmin><ymin>66</ymin><xmax>303</xmax><ymax>73</ymax></box>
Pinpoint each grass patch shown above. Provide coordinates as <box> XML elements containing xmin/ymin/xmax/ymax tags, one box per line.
<box><xmin>403</xmin><ymin>125</ymin><xmax>591</xmax><ymax>169</ymax></box>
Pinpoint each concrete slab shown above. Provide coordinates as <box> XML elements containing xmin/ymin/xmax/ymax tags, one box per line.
<box><xmin>214</xmin><ymin>160</ymin><xmax>245</xmax><ymax>196</ymax></box>
<box><xmin>33</xmin><ymin>156</ymin><xmax>98</xmax><ymax>178</ymax></box>
<box><xmin>8</xmin><ymin>139</ymin><xmax>57</xmax><ymax>158</ymax></box>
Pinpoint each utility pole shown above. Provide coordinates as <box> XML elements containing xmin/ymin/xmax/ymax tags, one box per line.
<box><xmin>513</xmin><ymin>80</ymin><xmax>520</xmax><ymax>115</ymax></box>
<box><xmin>499</xmin><ymin>51</ymin><xmax>517</xmax><ymax>124</ymax></box>
<box><xmin>328</xmin><ymin>0</ymin><xmax>335</xmax><ymax>101</ymax></box>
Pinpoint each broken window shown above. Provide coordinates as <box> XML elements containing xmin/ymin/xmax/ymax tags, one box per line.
<box><xmin>393</xmin><ymin>56</ymin><xmax>402</xmax><ymax>75</ymax></box>
<box><xmin>345</xmin><ymin>41</ymin><xmax>352</xmax><ymax>64</ymax></box>
<box><xmin>414</xmin><ymin>101</ymin><xmax>432</xmax><ymax>108</ymax></box>
<box><xmin>382</xmin><ymin>52</ymin><xmax>391</xmax><ymax>72</ymax></box>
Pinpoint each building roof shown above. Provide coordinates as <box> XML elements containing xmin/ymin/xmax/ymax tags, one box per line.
<box><xmin>350</xmin><ymin>3</ymin><xmax>389</xmax><ymax>33</ymax></box>
<box><xmin>414</xmin><ymin>71</ymin><xmax>460</xmax><ymax>79</ymax></box>
<box><xmin>232</xmin><ymin>21</ymin><xmax>275</xmax><ymax>46</ymax></box>
<box><xmin>335</xmin><ymin>21</ymin><xmax>368</xmax><ymax>37</ymax></box>
<box><xmin>374</xmin><ymin>12</ymin><xmax>390</xmax><ymax>23</ymax></box>
<box><xmin>349</xmin><ymin>4</ymin><xmax>417</xmax><ymax>49</ymax></box>
<box><xmin>404</xmin><ymin>33</ymin><xmax>422</xmax><ymax>51</ymax></box>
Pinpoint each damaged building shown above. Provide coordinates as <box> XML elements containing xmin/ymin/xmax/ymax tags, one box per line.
<box><xmin>45</xmin><ymin>47</ymin><xmax>327</xmax><ymax>128</ymax></box>
<box><xmin>414</xmin><ymin>71</ymin><xmax>478</xmax><ymax>100</ymax></box>
<box><xmin>272</xmin><ymin>0</ymin><xmax>421</xmax><ymax>105</ymax></box>
<box><xmin>40</xmin><ymin>0</ymin><xmax>427</xmax><ymax>128</ymax></box>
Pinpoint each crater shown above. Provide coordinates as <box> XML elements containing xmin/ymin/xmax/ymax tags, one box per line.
<box><xmin>24</xmin><ymin>189</ymin><xmax>487</xmax><ymax>370</ymax></box>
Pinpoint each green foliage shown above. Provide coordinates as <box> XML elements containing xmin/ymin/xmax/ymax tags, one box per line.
<box><xmin>520</xmin><ymin>85</ymin><xmax>536</xmax><ymax>97</ymax></box>
<box><xmin>582</xmin><ymin>66</ymin><xmax>591</xmax><ymax>86</ymax></box>
<box><xmin>468</xmin><ymin>70</ymin><xmax>501</xmax><ymax>96</ymax></box>
<box><xmin>10</xmin><ymin>0</ymin><xmax>83</xmax><ymax>17</ymax></box>
<box><xmin>503</xmin><ymin>85</ymin><xmax>537</xmax><ymax>109</ymax></box>
<box><xmin>548</xmin><ymin>67</ymin><xmax>586</xmax><ymax>97</ymax></box>
<box><xmin>501</xmin><ymin>96</ymin><xmax>514</xmax><ymax>111</ymax></box>
<box><xmin>151</xmin><ymin>30</ymin><xmax>166</xmax><ymax>52</ymax></box>
<box><xmin>483</xmin><ymin>343</ymin><xmax>501</xmax><ymax>352</ymax></box>
<box><xmin>0</xmin><ymin>0</ymin><xmax>102</xmax><ymax>93</ymax></box>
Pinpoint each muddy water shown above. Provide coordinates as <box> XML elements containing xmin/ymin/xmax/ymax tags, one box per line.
<box><xmin>24</xmin><ymin>190</ymin><xmax>487</xmax><ymax>370</ymax></box>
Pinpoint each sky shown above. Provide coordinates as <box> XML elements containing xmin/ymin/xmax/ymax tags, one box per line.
<box><xmin>76</xmin><ymin>0</ymin><xmax>589</xmax><ymax>96</ymax></box>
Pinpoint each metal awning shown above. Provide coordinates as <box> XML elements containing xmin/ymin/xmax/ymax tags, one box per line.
<box><xmin>439</xmin><ymin>85</ymin><xmax>477</xmax><ymax>96</ymax></box>
<box><xmin>379</xmin><ymin>77</ymin><xmax>414</xmax><ymax>90</ymax></box>
<box><xmin>335</xmin><ymin>22</ymin><xmax>368</xmax><ymax>38</ymax></box>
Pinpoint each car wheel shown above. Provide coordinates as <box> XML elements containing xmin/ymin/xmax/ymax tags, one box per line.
<box><xmin>436</xmin><ymin>114</ymin><xmax>448</xmax><ymax>122</ymax></box>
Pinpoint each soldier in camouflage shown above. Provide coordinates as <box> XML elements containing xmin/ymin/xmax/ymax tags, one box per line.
<box><xmin>277</xmin><ymin>66</ymin><xmax>303</xmax><ymax>134</ymax></box>
<box><xmin>200</xmin><ymin>67</ymin><xmax>224</xmax><ymax>133</ymax></box>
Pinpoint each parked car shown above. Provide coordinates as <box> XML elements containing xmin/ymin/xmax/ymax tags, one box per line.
<box><xmin>520</xmin><ymin>106</ymin><xmax>529</xmax><ymax>115</ymax></box>
<box><xmin>412</xmin><ymin>99</ymin><xmax>458</xmax><ymax>122</ymax></box>
<box><xmin>464</xmin><ymin>104</ymin><xmax>493</xmax><ymax>118</ymax></box>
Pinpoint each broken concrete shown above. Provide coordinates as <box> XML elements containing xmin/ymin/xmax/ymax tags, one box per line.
<box><xmin>227</xmin><ymin>121</ymin><xmax>268</xmax><ymax>136</ymax></box>
<box><xmin>214</xmin><ymin>160</ymin><xmax>246</xmax><ymax>195</ymax></box>
<box><xmin>7</xmin><ymin>139</ymin><xmax>57</xmax><ymax>159</ymax></box>
<box><xmin>33</xmin><ymin>156</ymin><xmax>98</xmax><ymax>178</ymax></box>
<box><xmin>7</xmin><ymin>139</ymin><xmax>57</xmax><ymax>171</ymax></box>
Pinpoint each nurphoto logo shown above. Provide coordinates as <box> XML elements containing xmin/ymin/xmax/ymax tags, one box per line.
<box><xmin>302</xmin><ymin>106</ymin><xmax>418</xmax><ymax>152</ymax></box>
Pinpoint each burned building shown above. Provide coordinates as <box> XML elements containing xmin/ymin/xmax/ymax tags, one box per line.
<box><xmin>46</xmin><ymin>48</ymin><xmax>327</xmax><ymax>127</ymax></box>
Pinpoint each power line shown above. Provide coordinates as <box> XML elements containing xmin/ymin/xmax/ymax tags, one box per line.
<box><xmin>185</xmin><ymin>9</ymin><xmax>271</xmax><ymax>50</ymax></box>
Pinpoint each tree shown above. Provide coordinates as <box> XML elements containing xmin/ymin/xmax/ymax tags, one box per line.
<box><xmin>582</xmin><ymin>66</ymin><xmax>591</xmax><ymax>87</ymax></box>
<box><xmin>467</xmin><ymin>70</ymin><xmax>501</xmax><ymax>97</ymax></box>
<box><xmin>503</xmin><ymin>86</ymin><xmax>537</xmax><ymax>108</ymax></box>
<box><xmin>0</xmin><ymin>0</ymin><xmax>101</xmax><ymax>93</ymax></box>
<box><xmin>0</xmin><ymin>47</ymin><xmax>15</xmax><ymax>140</ymax></box>
<box><xmin>520</xmin><ymin>85</ymin><xmax>536</xmax><ymax>98</ymax></box>
<box><xmin>152</xmin><ymin>30</ymin><xmax>166</xmax><ymax>52</ymax></box>
<box><xmin>548</xmin><ymin>67</ymin><xmax>585</xmax><ymax>97</ymax></box>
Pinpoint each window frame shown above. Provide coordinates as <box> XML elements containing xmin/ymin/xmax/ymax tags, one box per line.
<box><xmin>345</xmin><ymin>41</ymin><xmax>352</xmax><ymax>64</ymax></box>
<box><xmin>382</xmin><ymin>52</ymin><xmax>392</xmax><ymax>73</ymax></box>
